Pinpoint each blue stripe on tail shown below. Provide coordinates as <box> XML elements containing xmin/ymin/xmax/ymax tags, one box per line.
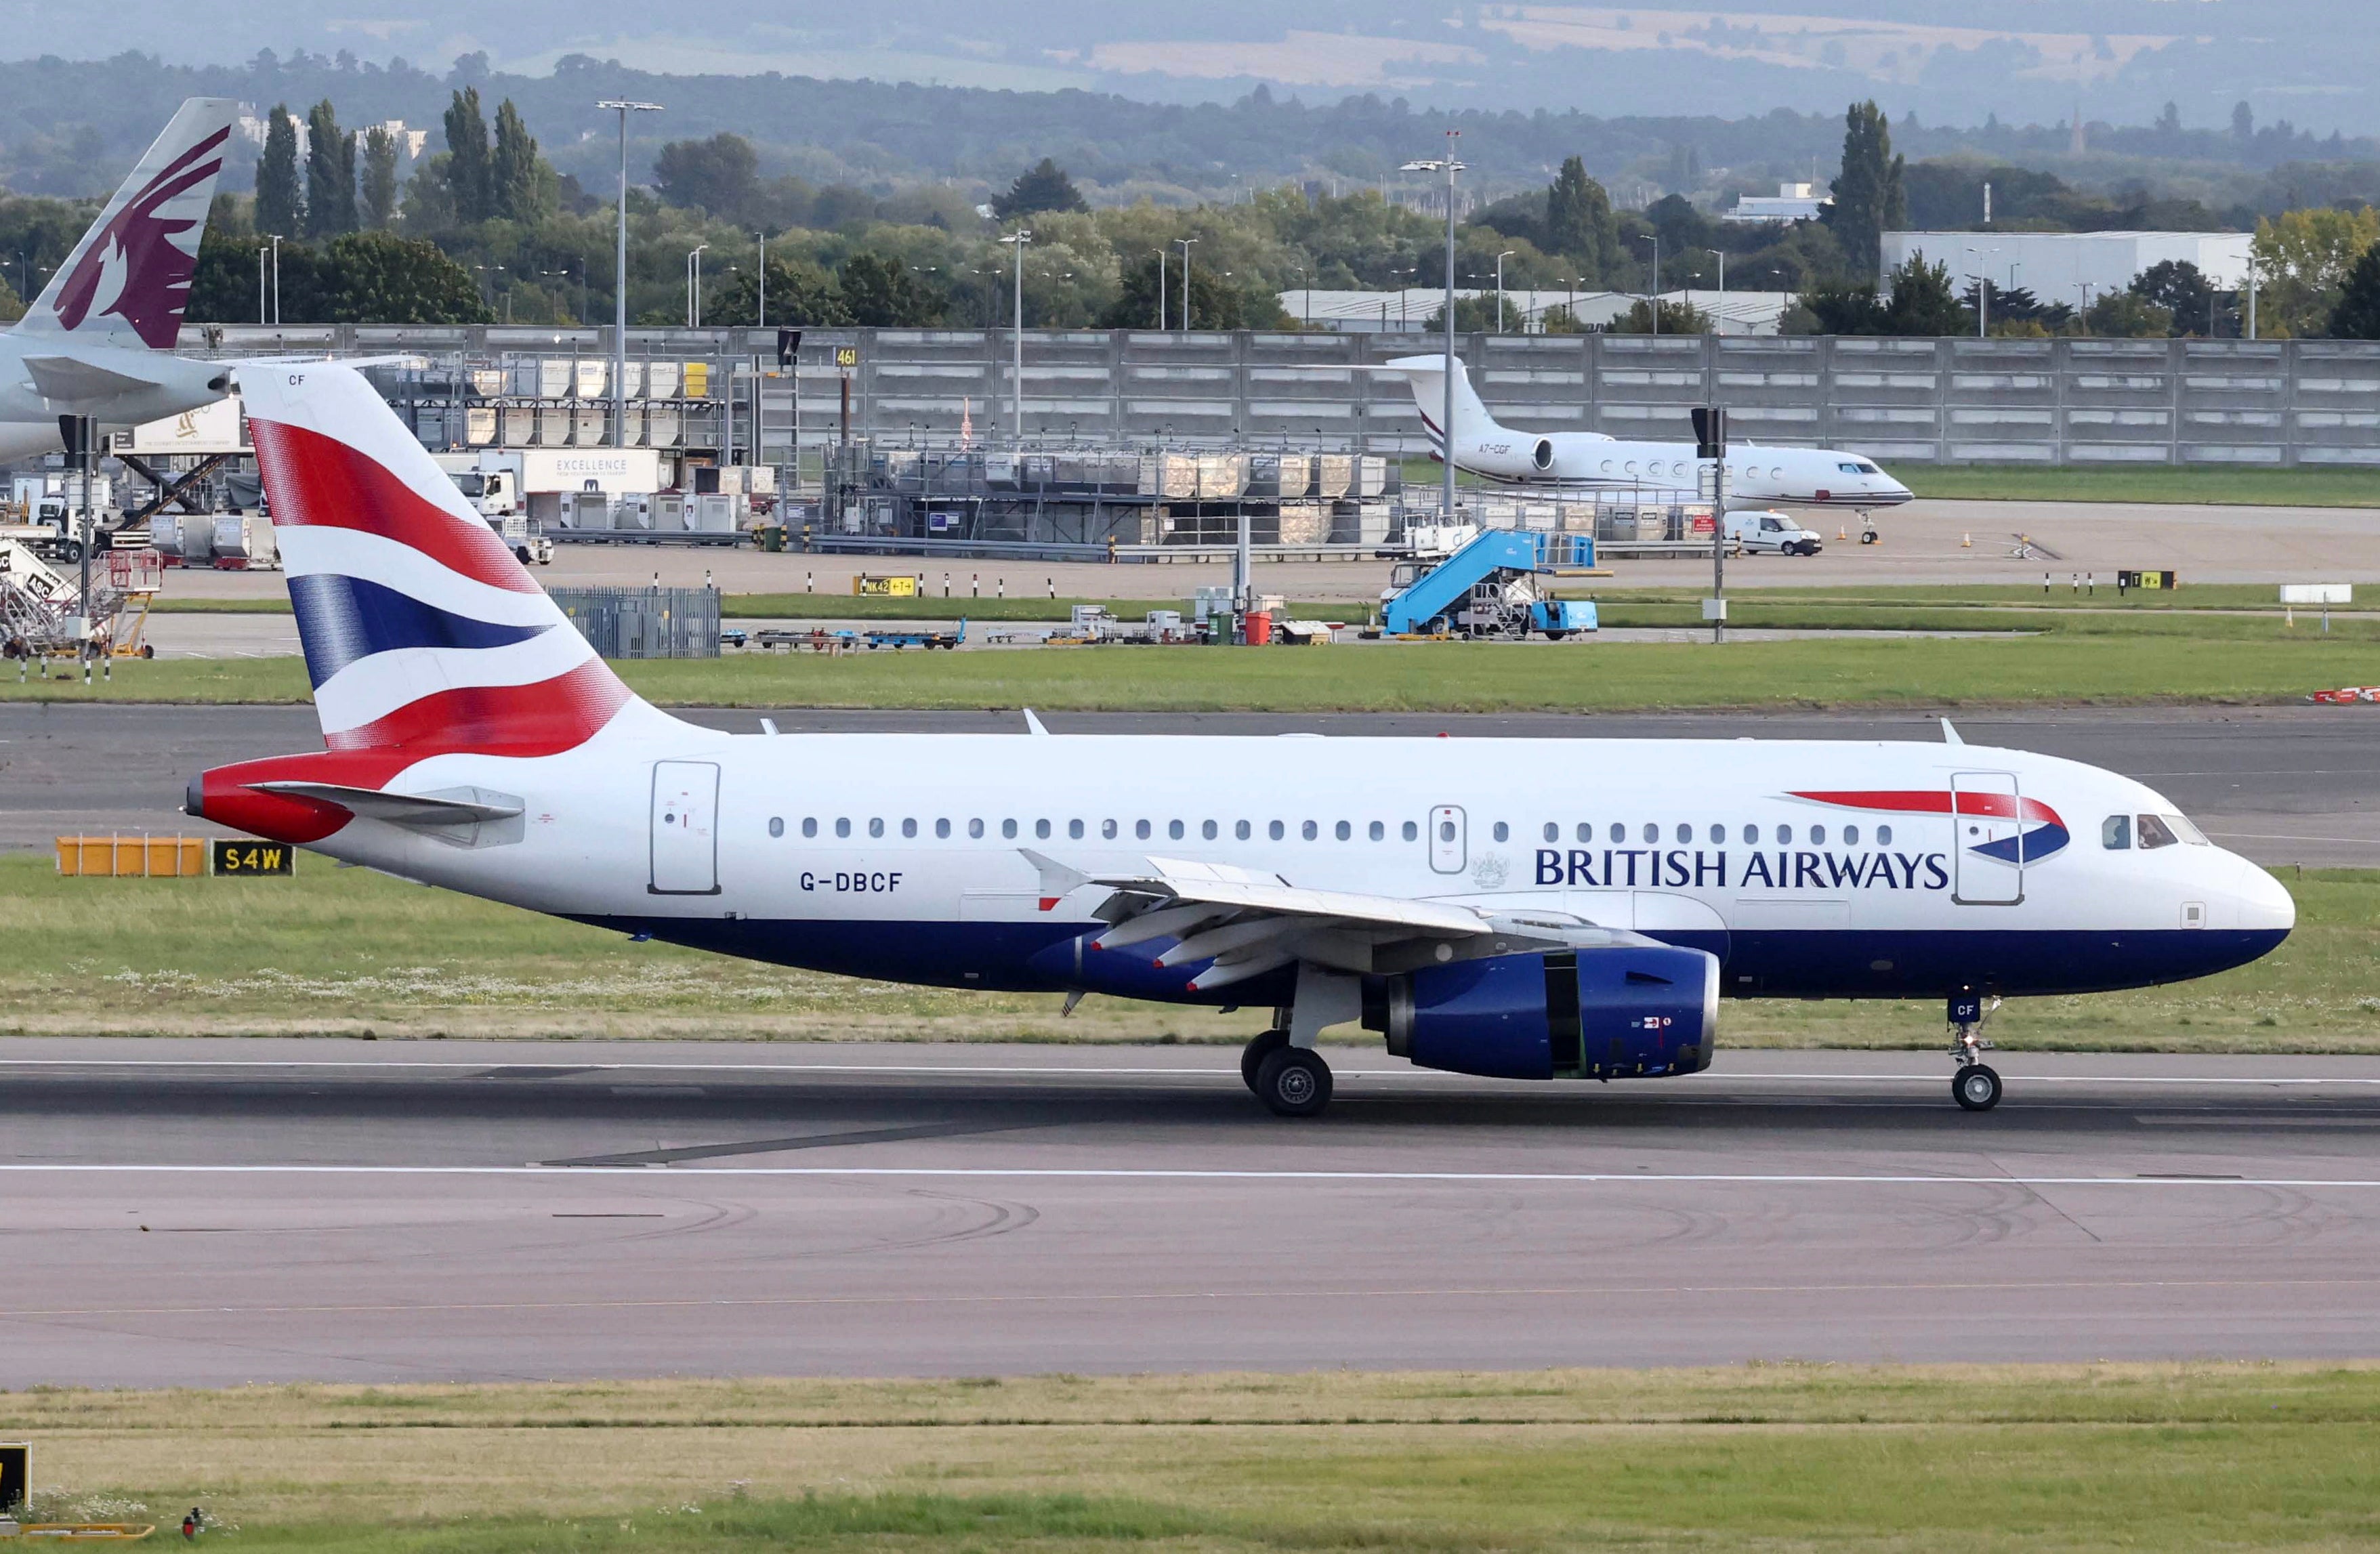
<box><xmin>289</xmin><ymin>573</ymin><xmax>550</xmax><ymax>688</ymax></box>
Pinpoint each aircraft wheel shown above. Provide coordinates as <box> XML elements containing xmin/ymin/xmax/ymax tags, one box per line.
<box><xmin>1240</xmin><ymin>1028</ymin><xmax>1290</xmax><ymax>1092</ymax></box>
<box><xmin>1861</xmin><ymin>528</ymin><xmax>1879</xmax><ymax>545</ymax></box>
<box><xmin>1953</xmin><ymin>1064</ymin><xmax>2003</xmax><ymax>1112</ymax></box>
<box><xmin>1255</xmin><ymin>1046</ymin><xmax>1332</xmax><ymax>1118</ymax></box>
<box><xmin>139</xmin><ymin>643</ymin><xmax>154</xmax><ymax>658</ymax></box>
<box><xmin>514</xmin><ymin>545</ymin><xmax>532</xmax><ymax>564</ymax></box>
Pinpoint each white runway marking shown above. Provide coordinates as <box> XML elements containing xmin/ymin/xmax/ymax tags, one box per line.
<box><xmin>3</xmin><ymin>1164</ymin><xmax>2378</xmax><ymax>1188</ymax></box>
<box><xmin>0</xmin><ymin>1059</ymin><xmax>2373</xmax><ymax>1087</ymax></box>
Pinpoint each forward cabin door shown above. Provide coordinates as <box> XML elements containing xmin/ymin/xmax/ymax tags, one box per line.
<box><xmin>650</xmin><ymin>760</ymin><xmax>721</xmax><ymax>895</ymax></box>
<box><xmin>1428</xmin><ymin>805</ymin><xmax>1467</xmax><ymax>875</ymax></box>
<box><xmin>1950</xmin><ymin>770</ymin><xmax>2022</xmax><ymax>905</ymax></box>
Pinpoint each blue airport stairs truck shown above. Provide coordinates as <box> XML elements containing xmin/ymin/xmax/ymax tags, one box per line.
<box><xmin>1381</xmin><ymin>529</ymin><xmax>1600</xmax><ymax>639</ymax></box>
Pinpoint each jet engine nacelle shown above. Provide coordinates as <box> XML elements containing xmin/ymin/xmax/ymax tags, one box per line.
<box><xmin>1455</xmin><ymin>434</ymin><xmax>1555</xmax><ymax>482</ymax></box>
<box><xmin>1368</xmin><ymin>946</ymin><xmax>1719</xmax><ymax>1081</ymax></box>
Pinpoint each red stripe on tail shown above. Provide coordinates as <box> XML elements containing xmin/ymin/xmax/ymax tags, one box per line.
<box><xmin>324</xmin><ymin>658</ymin><xmax>631</xmax><ymax>755</ymax></box>
<box><xmin>249</xmin><ymin>417</ymin><xmax>540</xmax><ymax>593</ymax></box>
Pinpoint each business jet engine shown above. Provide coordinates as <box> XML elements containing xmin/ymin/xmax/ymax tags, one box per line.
<box><xmin>1364</xmin><ymin>946</ymin><xmax>1719</xmax><ymax>1081</ymax></box>
<box><xmin>1454</xmin><ymin>433</ymin><xmax>1556</xmax><ymax>482</ymax></box>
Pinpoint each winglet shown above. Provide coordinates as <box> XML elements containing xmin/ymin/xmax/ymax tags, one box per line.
<box><xmin>1941</xmin><ymin>717</ymin><xmax>1964</xmax><ymax>745</ymax></box>
<box><xmin>1018</xmin><ymin>847</ymin><xmax>1088</xmax><ymax>912</ymax></box>
<box><xmin>1023</xmin><ymin>708</ymin><xmax>1050</xmax><ymax>736</ymax></box>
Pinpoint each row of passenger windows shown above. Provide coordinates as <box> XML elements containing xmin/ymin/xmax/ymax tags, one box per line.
<box><xmin>760</xmin><ymin>815</ymin><xmax>1892</xmax><ymax>847</ymax></box>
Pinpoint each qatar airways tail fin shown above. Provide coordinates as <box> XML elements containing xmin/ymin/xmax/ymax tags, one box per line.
<box><xmin>20</xmin><ymin>98</ymin><xmax>238</xmax><ymax>352</ymax></box>
<box><xmin>1381</xmin><ymin>354</ymin><xmax>1502</xmax><ymax>454</ymax></box>
<box><xmin>236</xmin><ymin>364</ymin><xmax>665</xmax><ymax>757</ymax></box>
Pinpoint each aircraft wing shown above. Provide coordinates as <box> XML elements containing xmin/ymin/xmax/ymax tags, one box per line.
<box><xmin>246</xmin><ymin>781</ymin><xmax>524</xmax><ymax>831</ymax></box>
<box><xmin>1022</xmin><ymin>850</ymin><xmax>1613</xmax><ymax>990</ymax></box>
<box><xmin>22</xmin><ymin>354</ymin><xmax>165</xmax><ymax>402</ymax></box>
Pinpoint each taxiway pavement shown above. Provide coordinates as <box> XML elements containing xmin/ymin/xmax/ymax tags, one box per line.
<box><xmin>1</xmin><ymin>1040</ymin><xmax>2373</xmax><ymax>1385</ymax></box>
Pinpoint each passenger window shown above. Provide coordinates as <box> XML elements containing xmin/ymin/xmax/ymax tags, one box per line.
<box><xmin>1135</xmin><ymin>820</ymin><xmax>1152</xmax><ymax>840</ymax></box>
<box><xmin>802</xmin><ymin>817</ymin><xmax>818</xmax><ymax>838</ymax></box>
<box><xmin>1777</xmin><ymin>824</ymin><xmax>1793</xmax><ymax>844</ymax></box>
<box><xmin>1843</xmin><ymin>825</ymin><xmax>1858</xmax><ymax>845</ymax></box>
<box><xmin>1576</xmin><ymin>822</ymin><xmax>1593</xmax><ymax>843</ymax></box>
<box><xmin>2137</xmin><ymin>814</ymin><xmax>2179</xmax><ymax>850</ymax></box>
<box><xmin>1438</xmin><ymin>820</ymin><xmax>1455</xmax><ymax>842</ymax></box>
<box><xmin>1169</xmin><ymin>820</ymin><xmax>1185</xmax><ymax>840</ymax></box>
<box><xmin>1492</xmin><ymin>822</ymin><xmax>1509</xmax><ymax>843</ymax></box>
<box><xmin>1001</xmin><ymin>819</ymin><xmax>1018</xmax><ymax>839</ymax></box>
<box><xmin>1402</xmin><ymin>820</ymin><xmax>1419</xmax><ymax>841</ymax></box>
<box><xmin>936</xmin><ymin>818</ymin><xmax>951</xmax><ymax>839</ymax></box>
<box><xmin>1337</xmin><ymin>820</ymin><xmax>1354</xmax><ymax>841</ymax></box>
<box><xmin>1543</xmin><ymin>822</ymin><xmax>1559</xmax><ymax>843</ymax></box>
<box><xmin>1674</xmin><ymin>823</ymin><xmax>1691</xmax><ymax>843</ymax></box>
<box><xmin>835</xmin><ymin>818</ymin><xmax>851</xmax><ymax>838</ymax></box>
<box><xmin>1810</xmin><ymin>824</ymin><xmax>1826</xmax><ymax>845</ymax></box>
<box><xmin>1102</xmin><ymin>818</ymin><xmax>1118</xmax><ymax>839</ymax></box>
<box><xmin>1272</xmin><ymin>820</ymin><xmax>1287</xmax><ymax>840</ymax></box>
<box><xmin>1742</xmin><ymin>824</ymin><xmax>1757</xmax><ymax>843</ymax></box>
<box><xmin>1203</xmin><ymin>820</ymin><xmax>1218</xmax><ymax>840</ymax></box>
<box><xmin>1878</xmin><ymin>825</ymin><xmax>1892</xmax><ymax>845</ymax></box>
<box><xmin>1034</xmin><ymin>819</ymin><xmax>1051</xmax><ymax>840</ymax></box>
<box><xmin>1303</xmin><ymin>820</ymin><xmax>1320</xmax><ymax>840</ymax></box>
<box><xmin>902</xmin><ymin>818</ymin><xmax>918</xmax><ymax>838</ymax></box>
<box><xmin>1641</xmin><ymin>822</ymin><xmax>1658</xmax><ymax>843</ymax></box>
<box><xmin>1610</xmin><ymin>822</ymin><xmax>1625</xmax><ymax>843</ymax></box>
<box><xmin>769</xmin><ymin>817</ymin><xmax>785</xmax><ymax>838</ymax></box>
<box><xmin>2102</xmin><ymin>815</ymin><xmax>2131</xmax><ymax>850</ymax></box>
<box><xmin>1236</xmin><ymin>820</ymin><xmax>1251</xmax><ymax>840</ymax></box>
<box><xmin>869</xmin><ymin>818</ymin><xmax>885</xmax><ymax>838</ymax></box>
<box><xmin>1068</xmin><ymin>819</ymin><xmax>1085</xmax><ymax>839</ymax></box>
<box><xmin>968</xmin><ymin>818</ymin><xmax>984</xmax><ymax>839</ymax></box>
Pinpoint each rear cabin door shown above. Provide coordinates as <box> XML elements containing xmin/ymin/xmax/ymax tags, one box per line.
<box><xmin>650</xmin><ymin>760</ymin><xmax>721</xmax><ymax>895</ymax></box>
<box><xmin>1428</xmin><ymin>805</ymin><xmax>1467</xmax><ymax>875</ymax></box>
<box><xmin>1950</xmin><ymin>770</ymin><xmax>2023</xmax><ymax>905</ymax></box>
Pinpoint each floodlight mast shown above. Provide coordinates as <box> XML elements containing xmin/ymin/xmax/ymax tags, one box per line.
<box><xmin>598</xmin><ymin>99</ymin><xmax>663</xmax><ymax>448</ymax></box>
<box><xmin>1402</xmin><ymin>132</ymin><xmax>1464</xmax><ymax>524</ymax></box>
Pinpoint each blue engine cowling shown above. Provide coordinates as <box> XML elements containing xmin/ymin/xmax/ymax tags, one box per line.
<box><xmin>1370</xmin><ymin>947</ymin><xmax>1719</xmax><ymax>1081</ymax></box>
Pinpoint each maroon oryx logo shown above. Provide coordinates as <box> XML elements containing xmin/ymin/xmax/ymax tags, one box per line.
<box><xmin>49</xmin><ymin>126</ymin><xmax>228</xmax><ymax>348</ymax></box>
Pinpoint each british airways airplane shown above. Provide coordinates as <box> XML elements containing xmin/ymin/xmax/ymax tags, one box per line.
<box><xmin>1385</xmin><ymin>355</ymin><xmax>1914</xmax><ymax>540</ymax></box>
<box><xmin>188</xmin><ymin>368</ymin><xmax>2291</xmax><ymax>1118</ymax></box>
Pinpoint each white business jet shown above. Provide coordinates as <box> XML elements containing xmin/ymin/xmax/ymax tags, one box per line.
<box><xmin>0</xmin><ymin>98</ymin><xmax>239</xmax><ymax>462</ymax></box>
<box><xmin>188</xmin><ymin>367</ymin><xmax>2289</xmax><ymax>1118</ymax></box>
<box><xmin>1383</xmin><ymin>354</ymin><xmax>1913</xmax><ymax>542</ymax></box>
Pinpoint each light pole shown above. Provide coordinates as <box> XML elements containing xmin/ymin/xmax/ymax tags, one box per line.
<box><xmin>598</xmin><ymin>98</ymin><xmax>662</xmax><ymax>449</ymax></box>
<box><xmin>1702</xmin><ymin>247</ymin><xmax>1726</xmax><ymax>332</ymax></box>
<box><xmin>685</xmin><ymin>244</ymin><xmax>708</xmax><ymax>327</ymax></box>
<box><xmin>269</xmin><ymin>234</ymin><xmax>283</xmax><ymax>325</ymax></box>
<box><xmin>2247</xmin><ymin>256</ymin><xmax>2259</xmax><ymax>340</ymax></box>
<box><xmin>1154</xmin><ymin>247</ymin><xmax>1167</xmax><ymax>329</ymax></box>
<box><xmin>1001</xmin><ymin>229</ymin><xmax>1031</xmax><ymax>440</ymax></box>
<box><xmin>1401</xmin><ymin>130</ymin><xmax>1464</xmax><ymax>523</ymax></box>
<box><xmin>1625</xmin><ymin>232</ymin><xmax>1664</xmax><ymax>334</ymax></box>
<box><xmin>1175</xmin><ymin>237</ymin><xmax>1198</xmax><ymax>330</ymax></box>
<box><xmin>1495</xmin><ymin>249</ymin><xmax>1515</xmax><ymax>333</ymax></box>
<box><xmin>755</xmin><ymin>231</ymin><xmax>766</xmax><ymax>327</ymax></box>
<box><xmin>256</xmin><ymin>244</ymin><xmax>268</xmax><ymax>324</ymax></box>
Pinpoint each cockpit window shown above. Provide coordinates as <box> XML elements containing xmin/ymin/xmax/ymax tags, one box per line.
<box><xmin>1837</xmin><ymin>462</ymin><xmax>1860</xmax><ymax>474</ymax></box>
<box><xmin>2102</xmin><ymin>815</ymin><xmax>2131</xmax><ymax>850</ymax></box>
<box><xmin>2137</xmin><ymin>814</ymin><xmax>2180</xmax><ymax>850</ymax></box>
<box><xmin>1855</xmin><ymin>461</ymin><xmax>1881</xmax><ymax>474</ymax></box>
<box><xmin>2166</xmin><ymin>812</ymin><xmax>2209</xmax><ymax>845</ymax></box>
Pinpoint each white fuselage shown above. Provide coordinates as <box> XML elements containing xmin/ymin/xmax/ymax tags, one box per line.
<box><xmin>1448</xmin><ymin>428</ymin><xmax>1915</xmax><ymax>513</ymax></box>
<box><xmin>282</xmin><ymin>728</ymin><xmax>2290</xmax><ymax>1005</ymax></box>
<box><xmin>0</xmin><ymin>335</ymin><xmax>227</xmax><ymax>461</ymax></box>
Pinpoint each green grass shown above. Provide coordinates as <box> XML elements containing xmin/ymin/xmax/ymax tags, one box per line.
<box><xmin>1903</xmin><ymin>462</ymin><xmax>2380</xmax><ymax>506</ymax></box>
<box><xmin>11</xmin><ymin>623</ymin><xmax>2379</xmax><ymax>711</ymax></box>
<box><xmin>14</xmin><ymin>1366</ymin><xmax>2380</xmax><ymax>1551</ymax></box>
<box><xmin>3</xmin><ymin>855</ymin><xmax>2371</xmax><ymax>1049</ymax></box>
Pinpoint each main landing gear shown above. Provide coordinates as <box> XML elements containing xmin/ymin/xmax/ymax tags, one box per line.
<box><xmin>1948</xmin><ymin>988</ymin><xmax>2003</xmax><ymax>1112</ymax></box>
<box><xmin>1242</xmin><ymin>1014</ymin><xmax>1333</xmax><ymax>1118</ymax></box>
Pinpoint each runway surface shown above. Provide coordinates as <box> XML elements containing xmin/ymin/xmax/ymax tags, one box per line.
<box><xmin>1</xmin><ymin>1039</ymin><xmax>2374</xmax><ymax>1385</ymax></box>
<box><xmin>7</xmin><ymin>702</ymin><xmax>2375</xmax><ymax>866</ymax></box>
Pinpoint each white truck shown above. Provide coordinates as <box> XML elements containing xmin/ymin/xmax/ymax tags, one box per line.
<box><xmin>1724</xmin><ymin>509</ymin><xmax>1825</xmax><ymax>557</ymax></box>
<box><xmin>432</xmin><ymin>454</ymin><xmax>553</xmax><ymax>566</ymax></box>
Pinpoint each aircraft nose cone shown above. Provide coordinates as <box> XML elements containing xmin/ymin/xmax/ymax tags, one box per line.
<box><xmin>2233</xmin><ymin>855</ymin><xmax>2296</xmax><ymax>934</ymax></box>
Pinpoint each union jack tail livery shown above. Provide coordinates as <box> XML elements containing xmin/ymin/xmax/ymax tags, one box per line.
<box><xmin>191</xmin><ymin>367</ymin><xmax>675</xmax><ymax>841</ymax></box>
<box><xmin>23</xmin><ymin>98</ymin><xmax>236</xmax><ymax>352</ymax></box>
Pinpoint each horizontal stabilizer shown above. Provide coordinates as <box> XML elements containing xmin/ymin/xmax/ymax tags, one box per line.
<box><xmin>22</xmin><ymin>354</ymin><xmax>163</xmax><ymax>402</ymax></box>
<box><xmin>246</xmin><ymin>780</ymin><xmax>524</xmax><ymax>829</ymax></box>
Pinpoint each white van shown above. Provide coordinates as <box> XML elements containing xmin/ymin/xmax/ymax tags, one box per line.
<box><xmin>1725</xmin><ymin>510</ymin><xmax>1824</xmax><ymax>556</ymax></box>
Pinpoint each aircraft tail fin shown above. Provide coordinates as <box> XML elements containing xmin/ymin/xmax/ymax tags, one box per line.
<box><xmin>1381</xmin><ymin>354</ymin><xmax>1499</xmax><ymax>454</ymax></box>
<box><xmin>21</xmin><ymin>97</ymin><xmax>238</xmax><ymax>351</ymax></box>
<box><xmin>234</xmin><ymin>364</ymin><xmax>663</xmax><ymax>759</ymax></box>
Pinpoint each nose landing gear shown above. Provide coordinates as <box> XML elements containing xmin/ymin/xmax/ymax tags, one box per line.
<box><xmin>1858</xmin><ymin>507</ymin><xmax>1879</xmax><ymax>545</ymax></box>
<box><xmin>1948</xmin><ymin>988</ymin><xmax>2003</xmax><ymax>1111</ymax></box>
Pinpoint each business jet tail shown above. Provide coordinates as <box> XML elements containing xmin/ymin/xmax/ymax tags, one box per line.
<box><xmin>185</xmin><ymin>365</ymin><xmax>680</xmax><ymax>841</ymax></box>
<box><xmin>1381</xmin><ymin>354</ymin><xmax>1503</xmax><ymax>453</ymax></box>
<box><xmin>19</xmin><ymin>97</ymin><xmax>238</xmax><ymax>351</ymax></box>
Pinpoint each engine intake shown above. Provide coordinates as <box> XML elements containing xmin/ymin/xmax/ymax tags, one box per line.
<box><xmin>1369</xmin><ymin>946</ymin><xmax>1718</xmax><ymax>1081</ymax></box>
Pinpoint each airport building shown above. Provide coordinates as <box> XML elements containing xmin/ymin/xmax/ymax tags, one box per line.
<box><xmin>1881</xmin><ymin>230</ymin><xmax>2257</xmax><ymax>307</ymax></box>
